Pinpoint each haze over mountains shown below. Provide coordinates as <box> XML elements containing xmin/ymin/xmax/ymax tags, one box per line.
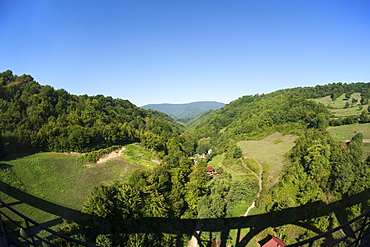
<box><xmin>141</xmin><ymin>101</ymin><xmax>226</xmax><ymax>120</ymax></box>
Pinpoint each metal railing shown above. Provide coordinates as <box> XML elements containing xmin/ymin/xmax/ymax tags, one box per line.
<box><xmin>0</xmin><ymin>200</ymin><xmax>97</xmax><ymax>247</ymax></box>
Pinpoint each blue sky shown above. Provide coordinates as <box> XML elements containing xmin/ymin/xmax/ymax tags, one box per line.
<box><xmin>1</xmin><ymin>1</ymin><xmax>370</xmax><ymax>106</ymax></box>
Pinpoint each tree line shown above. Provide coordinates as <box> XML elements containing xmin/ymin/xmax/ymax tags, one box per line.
<box><xmin>2</xmin><ymin>70</ymin><xmax>370</xmax><ymax>245</ymax></box>
<box><xmin>0</xmin><ymin>70</ymin><xmax>191</xmax><ymax>159</ymax></box>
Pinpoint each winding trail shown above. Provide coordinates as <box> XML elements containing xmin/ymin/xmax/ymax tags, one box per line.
<box><xmin>244</xmin><ymin>201</ymin><xmax>256</xmax><ymax>217</ymax></box>
<box><xmin>243</xmin><ymin>159</ymin><xmax>263</xmax><ymax>217</ymax></box>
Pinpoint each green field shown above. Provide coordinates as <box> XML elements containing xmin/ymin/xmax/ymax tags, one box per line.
<box><xmin>312</xmin><ymin>93</ymin><xmax>362</xmax><ymax>107</ymax></box>
<box><xmin>312</xmin><ymin>93</ymin><xmax>367</xmax><ymax>117</ymax></box>
<box><xmin>209</xmin><ymin>133</ymin><xmax>297</xmax><ymax>190</ymax></box>
<box><xmin>328</xmin><ymin>123</ymin><xmax>370</xmax><ymax>155</ymax></box>
<box><xmin>329</xmin><ymin>106</ymin><xmax>364</xmax><ymax>117</ymax></box>
<box><xmin>313</xmin><ymin>93</ymin><xmax>370</xmax><ymax>155</ymax></box>
<box><xmin>208</xmin><ymin>155</ymin><xmax>257</xmax><ymax>180</ymax></box>
<box><xmin>207</xmin><ymin>132</ymin><xmax>297</xmax><ymax>223</ymax></box>
<box><xmin>237</xmin><ymin>132</ymin><xmax>297</xmax><ymax>185</ymax></box>
<box><xmin>0</xmin><ymin>144</ymin><xmax>159</xmax><ymax>227</ymax></box>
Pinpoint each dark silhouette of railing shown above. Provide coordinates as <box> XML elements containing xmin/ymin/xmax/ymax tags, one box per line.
<box><xmin>1</xmin><ymin>179</ymin><xmax>370</xmax><ymax>247</ymax></box>
<box><xmin>1</xmin><ymin>199</ymin><xmax>369</xmax><ymax>247</ymax></box>
<box><xmin>286</xmin><ymin>209</ymin><xmax>370</xmax><ymax>247</ymax></box>
<box><xmin>0</xmin><ymin>200</ymin><xmax>97</xmax><ymax>247</ymax></box>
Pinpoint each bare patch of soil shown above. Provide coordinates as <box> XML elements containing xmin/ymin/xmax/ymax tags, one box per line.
<box><xmin>96</xmin><ymin>147</ymin><xmax>125</xmax><ymax>164</ymax></box>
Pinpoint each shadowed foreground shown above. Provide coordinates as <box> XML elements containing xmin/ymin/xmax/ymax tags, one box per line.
<box><xmin>1</xmin><ymin>180</ymin><xmax>370</xmax><ymax>246</ymax></box>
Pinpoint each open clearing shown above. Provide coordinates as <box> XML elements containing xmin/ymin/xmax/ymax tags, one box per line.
<box><xmin>328</xmin><ymin>123</ymin><xmax>370</xmax><ymax>155</ymax></box>
<box><xmin>328</xmin><ymin>123</ymin><xmax>370</xmax><ymax>142</ymax></box>
<box><xmin>312</xmin><ymin>93</ymin><xmax>367</xmax><ymax>117</ymax></box>
<box><xmin>209</xmin><ymin>133</ymin><xmax>297</xmax><ymax>186</ymax></box>
<box><xmin>0</xmin><ymin>144</ymin><xmax>159</xmax><ymax>226</ymax></box>
<box><xmin>237</xmin><ymin>132</ymin><xmax>297</xmax><ymax>185</ymax></box>
<box><xmin>312</xmin><ymin>93</ymin><xmax>362</xmax><ymax>108</ymax></box>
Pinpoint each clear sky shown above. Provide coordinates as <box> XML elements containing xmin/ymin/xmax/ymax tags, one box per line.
<box><xmin>1</xmin><ymin>1</ymin><xmax>370</xmax><ymax>106</ymax></box>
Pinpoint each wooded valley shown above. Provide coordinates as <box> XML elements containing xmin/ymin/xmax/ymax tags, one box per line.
<box><xmin>1</xmin><ymin>70</ymin><xmax>370</xmax><ymax>246</ymax></box>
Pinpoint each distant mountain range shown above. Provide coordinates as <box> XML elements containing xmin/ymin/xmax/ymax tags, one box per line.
<box><xmin>141</xmin><ymin>101</ymin><xmax>226</xmax><ymax>120</ymax></box>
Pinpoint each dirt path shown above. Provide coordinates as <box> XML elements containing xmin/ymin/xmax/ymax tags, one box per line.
<box><xmin>243</xmin><ymin>159</ymin><xmax>263</xmax><ymax>217</ymax></box>
<box><xmin>244</xmin><ymin>201</ymin><xmax>256</xmax><ymax>216</ymax></box>
<box><xmin>1</xmin><ymin>78</ymin><xmax>27</xmax><ymax>88</ymax></box>
<box><xmin>348</xmin><ymin>139</ymin><xmax>370</xmax><ymax>143</ymax></box>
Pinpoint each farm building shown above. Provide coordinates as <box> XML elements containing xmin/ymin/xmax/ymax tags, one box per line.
<box><xmin>259</xmin><ymin>236</ymin><xmax>287</xmax><ymax>247</ymax></box>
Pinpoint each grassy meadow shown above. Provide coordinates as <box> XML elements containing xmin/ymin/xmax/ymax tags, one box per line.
<box><xmin>0</xmin><ymin>144</ymin><xmax>159</xmax><ymax>227</ymax></box>
<box><xmin>237</xmin><ymin>132</ymin><xmax>297</xmax><ymax>186</ymax></box>
<box><xmin>313</xmin><ymin>92</ymin><xmax>370</xmax><ymax>155</ymax></box>
<box><xmin>328</xmin><ymin>123</ymin><xmax>370</xmax><ymax>155</ymax></box>
<box><xmin>207</xmin><ymin>132</ymin><xmax>297</xmax><ymax>222</ymax></box>
<box><xmin>312</xmin><ymin>93</ymin><xmax>367</xmax><ymax>117</ymax></box>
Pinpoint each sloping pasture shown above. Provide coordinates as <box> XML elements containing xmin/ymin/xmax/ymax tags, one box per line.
<box><xmin>237</xmin><ymin>132</ymin><xmax>297</xmax><ymax>186</ymax></box>
<box><xmin>0</xmin><ymin>144</ymin><xmax>158</xmax><ymax>226</ymax></box>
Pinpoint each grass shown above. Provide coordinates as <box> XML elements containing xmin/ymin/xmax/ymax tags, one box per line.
<box><xmin>243</xmin><ymin>158</ymin><xmax>259</xmax><ymax>174</ymax></box>
<box><xmin>329</xmin><ymin>106</ymin><xmax>364</xmax><ymax>117</ymax></box>
<box><xmin>121</xmin><ymin>144</ymin><xmax>161</xmax><ymax>168</ymax></box>
<box><xmin>327</xmin><ymin>123</ymin><xmax>370</xmax><ymax>155</ymax></box>
<box><xmin>328</xmin><ymin>123</ymin><xmax>370</xmax><ymax>142</ymax></box>
<box><xmin>208</xmin><ymin>154</ymin><xmax>224</xmax><ymax>167</ymax></box>
<box><xmin>0</xmin><ymin>144</ymin><xmax>159</xmax><ymax>227</ymax></box>
<box><xmin>312</xmin><ymin>95</ymin><xmax>333</xmax><ymax>104</ymax></box>
<box><xmin>313</xmin><ymin>93</ymin><xmax>362</xmax><ymax>108</ymax></box>
<box><xmin>208</xmin><ymin>155</ymin><xmax>255</xmax><ymax>178</ymax></box>
<box><xmin>208</xmin><ymin>133</ymin><xmax>297</xmax><ymax>227</ymax></box>
<box><xmin>312</xmin><ymin>93</ymin><xmax>368</xmax><ymax>117</ymax></box>
<box><xmin>313</xmin><ymin>93</ymin><xmax>370</xmax><ymax>155</ymax></box>
<box><xmin>237</xmin><ymin>132</ymin><xmax>297</xmax><ymax>185</ymax></box>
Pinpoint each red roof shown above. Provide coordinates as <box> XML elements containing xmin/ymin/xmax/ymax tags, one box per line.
<box><xmin>262</xmin><ymin>237</ymin><xmax>287</xmax><ymax>247</ymax></box>
<box><xmin>207</xmin><ymin>166</ymin><xmax>214</xmax><ymax>171</ymax></box>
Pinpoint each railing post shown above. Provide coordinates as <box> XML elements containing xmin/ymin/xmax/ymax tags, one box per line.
<box><xmin>353</xmin><ymin>214</ymin><xmax>368</xmax><ymax>247</ymax></box>
<box><xmin>176</xmin><ymin>219</ymin><xmax>183</xmax><ymax>247</ymax></box>
<box><xmin>24</xmin><ymin>219</ymin><xmax>37</xmax><ymax>246</ymax></box>
<box><xmin>235</xmin><ymin>228</ymin><xmax>241</xmax><ymax>246</ymax></box>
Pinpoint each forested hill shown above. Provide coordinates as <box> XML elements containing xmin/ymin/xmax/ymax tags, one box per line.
<box><xmin>2</xmin><ymin>70</ymin><xmax>370</xmax><ymax>245</ymax></box>
<box><xmin>141</xmin><ymin>101</ymin><xmax>225</xmax><ymax>120</ymax></box>
<box><xmin>0</xmin><ymin>70</ymin><xmax>190</xmax><ymax>158</ymax></box>
<box><xmin>189</xmin><ymin>82</ymin><xmax>370</xmax><ymax>153</ymax></box>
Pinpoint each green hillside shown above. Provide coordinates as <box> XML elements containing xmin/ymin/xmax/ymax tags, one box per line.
<box><xmin>141</xmin><ymin>101</ymin><xmax>225</xmax><ymax>120</ymax></box>
<box><xmin>0</xmin><ymin>70</ymin><xmax>187</xmax><ymax>159</ymax></box>
<box><xmin>183</xmin><ymin>109</ymin><xmax>216</xmax><ymax>129</ymax></box>
<box><xmin>1</xmin><ymin>70</ymin><xmax>370</xmax><ymax>246</ymax></box>
<box><xmin>0</xmin><ymin>144</ymin><xmax>159</xmax><ymax>233</ymax></box>
<box><xmin>187</xmin><ymin>82</ymin><xmax>370</xmax><ymax>244</ymax></box>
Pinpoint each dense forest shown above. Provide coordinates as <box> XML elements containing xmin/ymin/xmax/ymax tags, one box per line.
<box><xmin>1</xmin><ymin>70</ymin><xmax>370</xmax><ymax>246</ymax></box>
<box><xmin>0</xmin><ymin>70</ymin><xmax>191</xmax><ymax>158</ymax></box>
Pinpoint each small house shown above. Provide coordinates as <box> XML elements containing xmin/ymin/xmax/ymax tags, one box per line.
<box><xmin>259</xmin><ymin>236</ymin><xmax>287</xmax><ymax>247</ymax></box>
<box><xmin>207</xmin><ymin>166</ymin><xmax>214</xmax><ymax>172</ymax></box>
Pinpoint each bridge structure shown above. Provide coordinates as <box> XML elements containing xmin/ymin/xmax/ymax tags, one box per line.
<box><xmin>0</xmin><ymin>180</ymin><xmax>370</xmax><ymax>246</ymax></box>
